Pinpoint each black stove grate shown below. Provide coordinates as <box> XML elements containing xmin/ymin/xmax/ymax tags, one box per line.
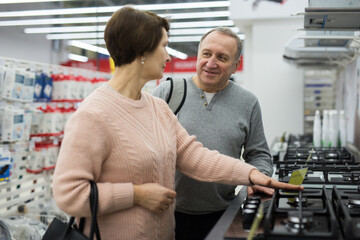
<box><xmin>332</xmin><ymin>186</ymin><xmax>360</xmax><ymax>240</ymax></box>
<box><xmin>264</xmin><ymin>186</ymin><xmax>339</xmax><ymax>239</ymax></box>
<box><xmin>277</xmin><ymin>163</ymin><xmax>360</xmax><ymax>185</ymax></box>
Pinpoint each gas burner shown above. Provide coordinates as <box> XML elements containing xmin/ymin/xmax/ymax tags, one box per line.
<box><xmin>343</xmin><ymin>175</ymin><xmax>360</xmax><ymax>182</ymax></box>
<box><xmin>244</xmin><ymin>204</ymin><xmax>258</xmax><ymax>211</ymax></box>
<box><xmin>347</xmin><ymin>197</ymin><xmax>360</xmax><ymax>208</ymax></box>
<box><xmin>325</xmin><ymin>152</ymin><xmax>338</xmax><ymax>158</ymax></box>
<box><xmin>287</xmin><ymin>197</ymin><xmax>309</xmax><ymax>208</ymax></box>
<box><xmin>285</xmin><ymin>212</ymin><xmax>314</xmax><ymax>233</ymax></box>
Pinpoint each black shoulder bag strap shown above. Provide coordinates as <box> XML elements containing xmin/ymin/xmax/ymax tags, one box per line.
<box><xmin>78</xmin><ymin>181</ymin><xmax>101</xmax><ymax>240</ymax></box>
<box><xmin>165</xmin><ymin>77</ymin><xmax>187</xmax><ymax>115</ymax></box>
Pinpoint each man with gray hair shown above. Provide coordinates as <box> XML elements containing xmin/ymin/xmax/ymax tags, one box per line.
<box><xmin>153</xmin><ymin>27</ymin><xmax>273</xmax><ymax>240</ymax></box>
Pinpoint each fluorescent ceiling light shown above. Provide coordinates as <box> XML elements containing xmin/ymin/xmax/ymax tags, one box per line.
<box><xmin>162</xmin><ymin>11</ymin><xmax>230</xmax><ymax>20</ymax></box>
<box><xmin>170</xmin><ymin>34</ymin><xmax>245</xmax><ymax>42</ymax></box>
<box><xmin>0</xmin><ymin>1</ymin><xmax>229</xmax><ymax>17</ymax></box>
<box><xmin>0</xmin><ymin>16</ymin><xmax>109</xmax><ymax>26</ymax></box>
<box><xmin>0</xmin><ymin>11</ymin><xmax>229</xmax><ymax>26</ymax></box>
<box><xmin>171</xmin><ymin>20</ymin><xmax>234</xmax><ymax>28</ymax></box>
<box><xmin>68</xmin><ymin>40</ymin><xmax>109</xmax><ymax>56</ymax></box>
<box><xmin>0</xmin><ymin>0</ymin><xmax>70</xmax><ymax>3</ymax></box>
<box><xmin>68</xmin><ymin>40</ymin><xmax>188</xmax><ymax>60</ymax></box>
<box><xmin>77</xmin><ymin>39</ymin><xmax>106</xmax><ymax>45</ymax></box>
<box><xmin>45</xmin><ymin>27</ymin><xmax>241</xmax><ymax>40</ymax></box>
<box><xmin>66</xmin><ymin>32</ymin><xmax>245</xmax><ymax>45</ymax></box>
<box><xmin>68</xmin><ymin>53</ymin><xmax>88</xmax><ymax>62</ymax></box>
<box><xmin>171</xmin><ymin>27</ymin><xmax>239</xmax><ymax>35</ymax></box>
<box><xmin>78</xmin><ymin>36</ymin><xmax>203</xmax><ymax>43</ymax></box>
<box><xmin>166</xmin><ymin>47</ymin><xmax>188</xmax><ymax>60</ymax></box>
<box><xmin>170</xmin><ymin>36</ymin><xmax>202</xmax><ymax>42</ymax></box>
<box><xmin>49</xmin><ymin>34</ymin><xmax>204</xmax><ymax>42</ymax></box>
<box><xmin>25</xmin><ymin>26</ymin><xmax>106</xmax><ymax>34</ymax></box>
<box><xmin>24</xmin><ymin>20</ymin><xmax>236</xmax><ymax>34</ymax></box>
<box><xmin>47</xmin><ymin>32</ymin><xmax>104</xmax><ymax>40</ymax></box>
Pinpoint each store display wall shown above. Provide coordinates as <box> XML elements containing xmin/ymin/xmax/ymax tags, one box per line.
<box><xmin>0</xmin><ymin>56</ymin><xmax>110</xmax><ymax>239</ymax></box>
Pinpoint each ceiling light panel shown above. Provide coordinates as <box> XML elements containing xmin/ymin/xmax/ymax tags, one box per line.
<box><xmin>46</xmin><ymin>32</ymin><xmax>104</xmax><ymax>40</ymax></box>
<box><xmin>43</xmin><ymin>27</ymin><xmax>240</xmax><ymax>40</ymax></box>
<box><xmin>68</xmin><ymin>40</ymin><xmax>109</xmax><ymax>55</ymax></box>
<box><xmin>0</xmin><ymin>11</ymin><xmax>229</xmax><ymax>27</ymax></box>
<box><xmin>24</xmin><ymin>20</ymin><xmax>236</xmax><ymax>34</ymax></box>
<box><xmin>25</xmin><ymin>26</ymin><xmax>106</xmax><ymax>34</ymax></box>
<box><xmin>0</xmin><ymin>1</ymin><xmax>229</xmax><ymax>17</ymax></box>
<box><xmin>68</xmin><ymin>53</ymin><xmax>88</xmax><ymax>62</ymax></box>
<box><xmin>68</xmin><ymin>40</ymin><xmax>188</xmax><ymax>60</ymax></box>
<box><xmin>171</xmin><ymin>20</ymin><xmax>234</xmax><ymax>28</ymax></box>
<box><xmin>0</xmin><ymin>16</ymin><xmax>110</xmax><ymax>26</ymax></box>
<box><xmin>0</xmin><ymin>0</ymin><xmax>70</xmax><ymax>3</ymax></box>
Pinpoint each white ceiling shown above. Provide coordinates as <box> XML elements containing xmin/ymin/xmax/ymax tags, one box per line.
<box><xmin>0</xmin><ymin>0</ymin><xmax>236</xmax><ymax>57</ymax></box>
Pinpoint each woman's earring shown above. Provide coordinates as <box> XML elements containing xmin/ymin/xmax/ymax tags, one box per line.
<box><xmin>141</xmin><ymin>57</ymin><xmax>145</xmax><ymax>65</ymax></box>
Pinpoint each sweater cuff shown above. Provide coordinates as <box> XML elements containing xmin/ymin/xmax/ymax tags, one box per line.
<box><xmin>232</xmin><ymin>162</ymin><xmax>257</xmax><ymax>186</ymax></box>
<box><xmin>112</xmin><ymin>182</ymin><xmax>134</xmax><ymax>210</ymax></box>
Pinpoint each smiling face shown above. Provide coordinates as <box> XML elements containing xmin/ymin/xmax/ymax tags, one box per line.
<box><xmin>142</xmin><ymin>28</ymin><xmax>171</xmax><ymax>80</ymax></box>
<box><xmin>195</xmin><ymin>31</ymin><xmax>241</xmax><ymax>92</ymax></box>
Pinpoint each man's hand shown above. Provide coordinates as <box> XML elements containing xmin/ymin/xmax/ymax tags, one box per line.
<box><xmin>134</xmin><ymin>183</ymin><xmax>176</xmax><ymax>214</ymax></box>
<box><xmin>249</xmin><ymin>169</ymin><xmax>304</xmax><ymax>191</ymax></box>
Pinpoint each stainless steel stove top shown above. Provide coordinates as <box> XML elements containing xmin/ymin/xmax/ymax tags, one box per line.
<box><xmin>206</xmin><ymin>134</ymin><xmax>360</xmax><ymax>240</ymax></box>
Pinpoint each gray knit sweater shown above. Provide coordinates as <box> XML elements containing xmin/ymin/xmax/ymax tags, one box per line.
<box><xmin>153</xmin><ymin>78</ymin><xmax>273</xmax><ymax>214</ymax></box>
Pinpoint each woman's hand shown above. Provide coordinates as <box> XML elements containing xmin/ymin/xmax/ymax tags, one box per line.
<box><xmin>134</xmin><ymin>183</ymin><xmax>176</xmax><ymax>214</ymax></box>
<box><xmin>247</xmin><ymin>185</ymin><xmax>275</xmax><ymax>196</ymax></box>
<box><xmin>249</xmin><ymin>169</ymin><xmax>304</xmax><ymax>191</ymax></box>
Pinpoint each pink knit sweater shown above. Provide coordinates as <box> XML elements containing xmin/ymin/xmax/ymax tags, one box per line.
<box><xmin>52</xmin><ymin>83</ymin><xmax>256</xmax><ymax>240</ymax></box>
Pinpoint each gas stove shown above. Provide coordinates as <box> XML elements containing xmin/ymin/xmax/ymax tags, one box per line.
<box><xmin>266</xmin><ymin>135</ymin><xmax>360</xmax><ymax>239</ymax></box>
<box><xmin>207</xmin><ymin>134</ymin><xmax>360</xmax><ymax>240</ymax></box>
<box><xmin>276</xmin><ymin>135</ymin><xmax>359</xmax><ymax>187</ymax></box>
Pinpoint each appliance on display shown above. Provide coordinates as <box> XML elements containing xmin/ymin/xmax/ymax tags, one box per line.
<box><xmin>218</xmin><ymin>134</ymin><xmax>360</xmax><ymax>240</ymax></box>
<box><xmin>264</xmin><ymin>186</ymin><xmax>339</xmax><ymax>239</ymax></box>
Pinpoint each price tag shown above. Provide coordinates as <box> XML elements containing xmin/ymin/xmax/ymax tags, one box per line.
<box><xmin>288</xmin><ymin>168</ymin><xmax>308</xmax><ymax>186</ymax></box>
<box><xmin>286</xmin><ymin>168</ymin><xmax>308</xmax><ymax>201</ymax></box>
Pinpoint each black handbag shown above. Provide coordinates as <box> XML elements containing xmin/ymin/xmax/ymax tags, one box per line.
<box><xmin>42</xmin><ymin>181</ymin><xmax>101</xmax><ymax>240</ymax></box>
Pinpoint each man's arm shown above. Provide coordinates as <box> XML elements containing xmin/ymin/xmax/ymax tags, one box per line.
<box><xmin>242</xmin><ymin>100</ymin><xmax>273</xmax><ymax>177</ymax></box>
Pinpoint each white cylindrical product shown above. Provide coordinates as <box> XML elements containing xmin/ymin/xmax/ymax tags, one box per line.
<box><xmin>313</xmin><ymin>110</ymin><xmax>321</xmax><ymax>147</ymax></box>
<box><xmin>339</xmin><ymin>110</ymin><xmax>346</xmax><ymax>147</ymax></box>
<box><xmin>328</xmin><ymin>110</ymin><xmax>338</xmax><ymax>147</ymax></box>
<box><xmin>321</xmin><ymin>110</ymin><xmax>330</xmax><ymax>147</ymax></box>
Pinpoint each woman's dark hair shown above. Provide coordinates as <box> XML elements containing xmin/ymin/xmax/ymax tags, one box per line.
<box><xmin>104</xmin><ymin>6</ymin><xmax>170</xmax><ymax>67</ymax></box>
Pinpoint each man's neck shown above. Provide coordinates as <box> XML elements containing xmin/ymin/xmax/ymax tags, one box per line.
<box><xmin>192</xmin><ymin>76</ymin><xmax>229</xmax><ymax>93</ymax></box>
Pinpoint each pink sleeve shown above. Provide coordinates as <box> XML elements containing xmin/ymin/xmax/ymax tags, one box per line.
<box><xmin>170</xmin><ymin>112</ymin><xmax>257</xmax><ymax>186</ymax></box>
<box><xmin>52</xmin><ymin>111</ymin><xmax>134</xmax><ymax>217</ymax></box>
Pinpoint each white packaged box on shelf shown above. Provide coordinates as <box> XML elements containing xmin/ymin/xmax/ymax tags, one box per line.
<box><xmin>1</xmin><ymin>106</ymin><xmax>24</xmax><ymax>142</ymax></box>
<box><xmin>1</xmin><ymin>68</ymin><xmax>24</xmax><ymax>101</ymax></box>
<box><xmin>22</xmin><ymin>71</ymin><xmax>35</xmax><ymax>102</ymax></box>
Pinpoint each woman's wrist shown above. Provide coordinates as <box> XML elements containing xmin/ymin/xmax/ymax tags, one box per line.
<box><xmin>133</xmin><ymin>185</ymin><xmax>142</xmax><ymax>205</ymax></box>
